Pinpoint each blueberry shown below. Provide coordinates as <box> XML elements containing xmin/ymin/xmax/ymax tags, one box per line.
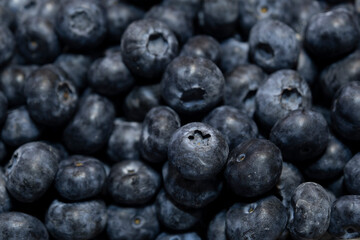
<box><xmin>0</xmin><ymin>4</ymin><xmax>15</xmax><ymax>29</ymax></box>
<box><xmin>203</xmin><ymin>106</ymin><xmax>258</xmax><ymax>150</ymax></box>
<box><xmin>106</xmin><ymin>204</ymin><xmax>160</xmax><ymax>240</ymax></box>
<box><xmin>180</xmin><ymin>35</ymin><xmax>220</xmax><ymax>64</ymax></box>
<box><xmin>0</xmin><ymin>25</ymin><xmax>15</xmax><ymax>67</ymax></box>
<box><xmin>255</xmin><ymin>69</ymin><xmax>312</xmax><ymax>131</ymax></box>
<box><xmin>107</xmin><ymin>119</ymin><xmax>142</xmax><ymax>162</ymax></box>
<box><xmin>162</xmin><ymin>162</ymin><xmax>223</xmax><ymax>208</ymax></box>
<box><xmin>270</xmin><ymin>109</ymin><xmax>329</xmax><ymax>163</ymax></box>
<box><xmin>156</xmin><ymin>232</ymin><xmax>202</xmax><ymax>240</ymax></box>
<box><xmin>226</xmin><ymin>196</ymin><xmax>287</xmax><ymax>240</ymax></box>
<box><xmin>288</xmin><ymin>182</ymin><xmax>332</xmax><ymax>240</ymax></box>
<box><xmin>1</xmin><ymin>106</ymin><xmax>42</xmax><ymax>147</ymax></box>
<box><xmin>107</xmin><ymin>160</ymin><xmax>161</xmax><ymax>205</ymax></box>
<box><xmin>344</xmin><ymin>153</ymin><xmax>360</xmax><ymax>195</ymax></box>
<box><xmin>24</xmin><ymin>64</ymin><xmax>78</xmax><ymax>127</ymax></box>
<box><xmin>6</xmin><ymin>0</ymin><xmax>41</xmax><ymax>26</ymax></box>
<box><xmin>55</xmin><ymin>155</ymin><xmax>106</xmax><ymax>201</ymax></box>
<box><xmin>36</xmin><ymin>0</ymin><xmax>60</xmax><ymax>23</ymax></box>
<box><xmin>0</xmin><ymin>169</ymin><xmax>11</xmax><ymax>213</ymax></box>
<box><xmin>0</xmin><ymin>91</ymin><xmax>8</xmax><ymax>126</ymax></box>
<box><xmin>0</xmin><ymin>212</ymin><xmax>48</xmax><ymax>240</ymax></box>
<box><xmin>156</xmin><ymin>190</ymin><xmax>201</xmax><ymax>231</ymax></box>
<box><xmin>161</xmin><ymin>56</ymin><xmax>225</xmax><ymax>115</ymax></box>
<box><xmin>45</xmin><ymin>199</ymin><xmax>107</xmax><ymax>240</ymax></box>
<box><xmin>88</xmin><ymin>49</ymin><xmax>134</xmax><ymax>96</ymax></box>
<box><xmin>328</xmin><ymin>195</ymin><xmax>360</xmax><ymax>239</ymax></box>
<box><xmin>121</xmin><ymin>19</ymin><xmax>179</xmax><ymax>79</ymax></box>
<box><xmin>297</xmin><ymin>49</ymin><xmax>318</xmax><ymax>87</ymax></box>
<box><xmin>63</xmin><ymin>93</ymin><xmax>115</xmax><ymax>154</ymax></box>
<box><xmin>140</xmin><ymin>106</ymin><xmax>181</xmax><ymax>163</ymax></box>
<box><xmin>56</xmin><ymin>0</ymin><xmax>106</xmax><ymax>50</ymax></box>
<box><xmin>168</xmin><ymin>122</ymin><xmax>229</xmax><ymax>180</ymax></box>
<box><xmin>225</xmin><ymin>138</ymin><xmax>282</xmax><ymax>198</ymax></box>
<box><xmin>207</xmin><ymin>210</ymin><xmax>226</xmax><ymax>240</ymax></box>
<box><xmin>249</xmin><ymin>19</ymin><xmax>300</xmax><ymax>73</ymax></box>
<box><xmin>5</xmin><ymin>141</ymin><xmax>59</xmax><ymax>202</ymax></box>
<box><xmin>162</xmin><ymin>0</ymin><xmax>202</xmax><ymax>20</ymax></box>
<box><xmin>331</xmin><ymin>81</ymin><xmax>360</xmax><ymax>141</ymax></box>
<box><xmin>224</xmin><ymin>64</ymin><xmax>266</xmax><ymax>118</ymax></box>
<box><xmin>219</xmin><ymin>38</ymin><xmax>249</xmax><ymax>75</ymax></box>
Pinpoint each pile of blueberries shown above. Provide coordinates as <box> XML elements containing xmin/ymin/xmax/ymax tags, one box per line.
<box><xmin>1</xmin><ymin>0</ymin><xmax>360</xmax><ymax>239</ymax></box>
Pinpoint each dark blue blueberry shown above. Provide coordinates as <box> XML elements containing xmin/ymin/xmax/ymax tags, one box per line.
<box><xmin>162</xmin><ymin>162</ymin><xmax>223</xmax><ymax>208</ymax></box>
<box><xmin>0</xmin><ymin>169</ymin><xmax>11</xmax><ymax>213</ymax></box>
<box><xmin>305</xmin><ymin>9</ymin><xmax>359</xmax><ymax>62</ymax></box>
<box><xmin>331</xmin><ymin>81</ymin><xmax>360</xmax><ymax>141</ymax></box>
<box><xmin>328</xmin><ymin>195</ymin><xmax>360</xmax><ymax>239</ymax></box>
<box><xmin>88</xmin><ymin>49</ymin><xmax>134</xmax><ymax>96</ymax></box>
<box><xmin>225</xmin><ymin>138</ymin><xmax>282</xmax><ymax>198</ymax></box>
<box><xmin>226</xmin><ymin>196</ymin><xmax>287</xmax><ymax>240</ymax></box>
<box><xmin>63</xmin><ymin>93</ymin><xmax>115</xmax><ymax>154</ymax></box>
<box><xmin>107</xmin><ymin>119</ymin><xmax>142</xmax><ymax>162</ymax></box>
<box><xmin>0</xmin><ymin>4</ymin><xmax>15</xmax><ymax>29</ymax></box>
<box><xmin>168</xmin><ymin>122</ymin><xmax>229</xmax><ymax>180</ymax></box>
<box><xmin>123</xmin><ymin>84</ymin><xmax>161</xmax><ymax>122</ymax></box>
<box><xmin>0</xmin><ymin>91</ymin><xmax>8</xmax><ymax>126</ymax></box>
<box><xmin>6</xmin><ymin>0</ymin><xmax>42</xmax><ymax>26</ymax></box>
<box><xmin>24</xmin><ymin>64</ymin><xmax>78</xmax><ymax>127</ymax></box>
<box><xmin>0</xmin><ymin>212</ymin><xmax>48</xmax><ymax>240</ymax></box>
<box><xmin>288</xmin><ymin>182</ymin><xmax>332</xmax><ymax>240</ymax></box>
<box><xmin>162</xmin><ymin>0</ymin><xmax>202</xmax><ymax>19</ymax></box>
<box><xmin>249</xmin><ymin>19</ymin><xmax>300</xmax><ymax>73</ymax></box>
<box><xmin>107</xmin><ymin>160</ymin><xmax>161</xmax><ymax>205</ymax></box>
<box><xmin>121</xmin><ymin>19</ymin><xmax>179</xmax><ymax>79</ymax></box>
<box><xmin>255</xmin><ymin>69</ymin><xmax>312</xmax><ymax>131</ymax></box>
<box><xmin>0</xmin><ymin>25</ymin><xmax>15</xmax><ymax>67</ymax></box>
<box><xmin>55</xmin><ymin>0</ymin><xmax>106</xmax><ymax>50</ymax></box>
<box><xmin>156</xmin><ymin>232</ymin><xmax>201</xmax><ymax>240</ymax></box>
<box><xmin>55</xmin><ymin>155</ymin><xmax>106</xmax><ymax>201</ymax></box>
<box><xmin>45</xmin><ymin>199</ymin><xmax>107</xmax><ymax>240</ymax></box>
<box><xmin>326</xmin><ymin>176</ymin><xmax>347</xmax><ymax>198</ymax></box>
<box><xmin>344</xmin><ymin>153</ymin><xmax>360</xmax><ymax>195</ymax></box>
<box><xmin>36</xmin><ymin>0</ymin><xmax>60</xmax><ymax>23</ymax></box>
<box><xmin>140</xmin><ymin>106</ymin><xmax>181</xmax><ymax>163</ymax></box>
<box><xmin>224</xmin><ymin>64</ymin><xmax>265</xmax><ymax>118</ymax></box>
<box><xmin>107</xmin><ymin>204</ymin><xmax>160</xmax><ymax>240</ymax></box>
<box><xmin>219</xmin><ymin>38</ymin><xmax>249</xmax><ymax>75</ymax></box>
<box><xmin>161</xmin><ymin>56</ymin><xmax>225</xmax><ymax>115</ymax></box>
<box><xmin>0</xmin><ymin>141</ymin><xmax>7</xmax><ymax>164</ymax></box>
<box><xmin>203</xmin><ymin>106</ymin><xmax>258</xmax><ymax>150</ymax></box>
<box><xmin>42</xmin><ymin>141</ymin><xmax>69</xmax><ymax>160</ymax></box>
<box><xmin>16</xmin><ymin>16</ymin><xmax>60</xmax><ymax>64</ymax></box>
<box><xmin>180</xmin><ymin>35</ymin><xmax>220</xmax><ymax>64</ymax></box>
<box><xmin>270</xmin><ymin>109</ymin><xmax>329</xmax><ymax>163</ymax></box>
<box><xmin>297</xmin><ymin>49</ymin><xmax>318</xmax><ymax>87</ymax></box>
<box><xmin>5</xmin><ymin>141</ymin><xmax>59</xmax><ymax>203</ymax></box>
<box><xmin>207</xmin><ymin>210</ymin><xmax>226</xmax><ymax>240</ymax></box>
<box><xmin>1</xmin><ymin>106</ymin><xmax>42</xmax><ymax>147</ymax></box>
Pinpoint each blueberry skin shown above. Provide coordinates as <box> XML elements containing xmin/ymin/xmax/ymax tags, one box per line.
<box><xmin>224</xmin><ymin>64</ymin><xmax>265</xmax><ymax>118</ymax></box>
<box><xmin>1</xmin><ymin>106</ymin><xmax>42</xmax><ymax>147</ymax></box>
<box><xmin>156</xmin><ymin>190</ymin><xmax>201</xmax><ymax>231</ymax></box>
<box><xmin>24</xmin><ymin>64</ymin><xmax>78</xmax><ymax>127</ymax></box>
<box><xmin>226</xmin><ymin>196</ymin><xmax>287</xmax><ymax>240</ymax></box>
<box><xmin>121</xmin><ymin>19</ymin><xmax>179</xmax><ymax>79</ymax></box>
<box><xmin>162</xmin><ymin>0</ymin><xmax>202</xmax><ymax>19</ymax></box>
<box><xmin>180</xmin><ymin>35</ymin><xmax>220</xmax><ymax>64</ymax></box>
<box><xmin>344</xmin><ymin>153</ymin><xmax>360</xmax><ymax>195</ymax></box>
<box><xmin>0</xmin><ymin>91</ymin><xmax>8</xmax><ymax>126</ymax></box>
<box><xmin>5</xmin><ymin>142</ymin><xmax>59</xmax><ymax>202</ymax></box>
<box><xmin>219</xmin><ymin>38</ymin><xmax>249</xmax><ymax>75</ymax></box>
<box><xmin>0</xmin><ymin>212</ymin><xmax>48</xmax><ymax>240</ymax></box>
<box><xmin>161</xmin><ymin>56</ymin><xmax>225</xmax><ymax>115</ymax></box>
<box><xmin>88</xmin><ymin>50</ymin><xmax>134</xmax><ymax>96</ymax></box>
<box><xmin>327</xmin><ymin>176</ymin><xmax>347</xmax><ymax>198</ymax></box>
<box><xmin>140</xmin><ymin>106</ymin><xmax>181</xmax><ymax>163</ymax></box>
<box><xmin>36</xmin><ymin>0</ymin><xmax>60</xmax><ymax>23</ymax></box>
<box><xmin>55</xmin><ymin>155</ymin><xmax>106</xmax><ymax>201</ymax></box>
<box><xmin>123</xmin><ymin>84</ymin><xmax>161</xmax><ymax>122</ymax></box>
<box><xmin>207</xmin><ymin>210</ymin><xmax>227</xmax><ymax>240</ymax></box>
<box><xmin>302</xmin><ymin>134</ymin><xmax>352</xmax><ymax>181</ymax></box>
<box><xmin>162</xmin><ymin>162</ymin><xmax>223</xmax><ymax>208</ymax></box>
<box><xmin>305</xmin><ymin>9</ymin><xmax>359</xmax><ymax>62</ymax></box>
<box><xmin>107</xmin><ymin>119</ymin><xmax>142</xmax><ymax>162</ymax></box>
<box><xmin>0</xmin><ymin>25</ymin><xmax>15</xmax><ymax>67</ymax></box>
<box><xmin>0</xmin><ymin>4</ymin><xmax>14</xmax><ymax>29</ymax></box>
<box><xmin>203</xmin><ymin>106</ymin><xmax>258</xmax><ymax>150</ymax></box>
<box><xmin>63</xmin><ymin>93</ymin><xmax>115</xmax><ymax>154</ymax></box>
<box><xmin>225</xmin><ymin>139</ymin><xmax>282</xmax><ymax>198</ymax></box>
<box><xmin>107</xmin><ymin>204</ymin><xmax>160</xmax><ymax>240</ymax></box>
<box><xmin>56</xmin><ymin>0</ymin><xmax>106</xmax><ymax>50</ymax></box>
<box><xmin>270</xmin><ymin>109</ymin><xmax>329</xmax><ymax>163</ymax></box>
<box><xmin>16</xmin><ymin>16</ymin><xmax>60</xmax><ymax>64</ymax></box>
<box><xmin>107</xmin><ymin>160</ymin><xmax>161</xmax><ymax>205</ymax></box>
<box><xmin>0</xmin><ymin>65</ymin><xmax>37</xmax><ymax>107</ymax></box>
<box><xmin>46</xmin><ymin>199</ymin><xmax>107</xmax><ymax>240</ymax></box>
<box><xmin>288</xmin><ymin>182</ymin><xmax>332</xmax><ymax>240</ymax></box>
<box><xmin>249</xmin><ymin>19</ymin><xmax>300</xmax><ymax>73</ymax></box>
<box><xmin>156</xmin><ymin>232</ymin><xmax>201</xmax><ymax>240</ymax></box>
<box><xmin>168</xmin><ymin>122</ymin><xmax>229</xmax><ymax>180</ymax></box>
<box><xmin>255</xmin><ymin>69</ymin><xmax>312</xmax><ymax>131</ymax></box>
<box><xmin>0</xmin><ymin>169</ymin><xmax>11</xmax><ymax>213</ymax></box>
<box><xmin>297</xmin><ymin>49</ymin><xmax>318</xmax><ymax>87</ymax></box>
<box><xmin>328</xmin><ymin>195</ymin><xmax>360</xmax><ymax>239</ymax></box>
<box><xmin>331</xmin><ymin>81</ymin><xmax>360</xmax><ymax>141</ymax></box>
